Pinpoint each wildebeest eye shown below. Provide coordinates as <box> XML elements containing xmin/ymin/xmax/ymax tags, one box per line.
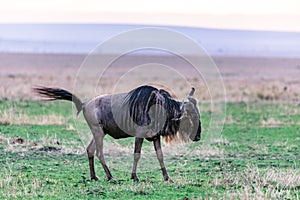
<box><xmin>171</xmin><ymin>113</ymin><xmax>182</xmax><ymax>121</ymax></box>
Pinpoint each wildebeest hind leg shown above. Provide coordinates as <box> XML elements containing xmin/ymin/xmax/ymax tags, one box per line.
<box><xmin>153</xmin><ymin>137</ymin><xmax>173</xmax><ymax>182</ymax></box>
<box><xmin>92</xmin><ymin>126</ymin><xmax>114</xmax><ymax>181</ymax></box>
<box><xmin>131</xmin><ymin>137</ymin><xmax>144</xmax><ymax>182</ymax></box>
<box><xmin>86</xmin><ymin>139</ymin><xmax>98</xmax><ymax>181</ymax></box>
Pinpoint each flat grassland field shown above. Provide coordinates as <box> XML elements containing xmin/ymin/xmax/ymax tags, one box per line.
<box><xmin>0</xmin><ymin>53</ymin><xmax>299</xmax><ymax>199</ymax></box>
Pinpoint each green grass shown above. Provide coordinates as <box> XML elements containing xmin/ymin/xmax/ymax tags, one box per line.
<box><xmin>0</xmin><ymin>100</ymin><xmax>299</xmax><ymax>199</ymax></box>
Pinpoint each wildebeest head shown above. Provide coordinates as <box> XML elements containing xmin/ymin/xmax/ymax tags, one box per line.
<box><xmin>173</xmin><ymin>87</ymin><xmax>201</xmax><ymax>142</ymax></box>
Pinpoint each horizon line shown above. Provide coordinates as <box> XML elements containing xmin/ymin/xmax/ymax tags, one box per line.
<box><xmin>1</xmin><ymin>13</ymin><xmax>300</xmax><ymax>32</ymax></box>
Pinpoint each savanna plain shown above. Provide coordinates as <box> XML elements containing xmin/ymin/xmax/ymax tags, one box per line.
<box><xmin>0</xmin><ymin>53</ymin><xmax>299</xmax><ymax>199</ymax></box>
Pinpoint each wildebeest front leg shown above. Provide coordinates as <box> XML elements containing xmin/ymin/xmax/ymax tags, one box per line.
<box><xmin>86</xmin><ymin>139</ymin><xmax>98</xmax><ymax>180</ymax></box>
<box><xmin>153</xmin><ymin>137</ymin><xmax>173</xmax><ymax>182</ymax></box>
<box><xmin>131</xmin><ymin>137</ymin><xmax>144</xmax><ymax>182</ymax></box>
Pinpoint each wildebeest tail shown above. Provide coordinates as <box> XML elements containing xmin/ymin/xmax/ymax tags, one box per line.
<box><xmin>33</xmin><ymin>87</ymin><xmax>83</xmax><ymax>114</ymax></box>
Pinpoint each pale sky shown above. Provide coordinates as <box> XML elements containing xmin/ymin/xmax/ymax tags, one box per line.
<box><xmin>1</xmin><ymin>0</ymin><xmax>300</xmax><ymax>31</ymax></box>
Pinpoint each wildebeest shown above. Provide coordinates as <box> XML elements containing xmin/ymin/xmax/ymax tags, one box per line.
<box><xmin>34</xmin><ymin>85</ymin><xmax>201</xmax><ymax>182</ymax></box>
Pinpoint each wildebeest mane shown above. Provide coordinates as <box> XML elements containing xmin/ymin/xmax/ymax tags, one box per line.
<box><xmin>158</xmin><ymin>89</ymin><xmax>181</xmax><ymax>134</ymax></box>
<box><xmin>124</xmin><ymin>85</ymin><xmax>160</xmax><ymax>126</ymax></box>
<box><xmin>124</xmin><ymin>85</ymin><xmax>182</xmax><ymax>142</ymax></box>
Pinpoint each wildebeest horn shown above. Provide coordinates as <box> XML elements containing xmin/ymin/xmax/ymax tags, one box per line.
<box><xmin>188</xmin><ymin>87</ymin><xmax>195</xmax><ymax>97</ymax></box>
<box><xmin>188</xmin><ymin>87</ymin><xmax>197</xmax><ymax>105</ymax></box>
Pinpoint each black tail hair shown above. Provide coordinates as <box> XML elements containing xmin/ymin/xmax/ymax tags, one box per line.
<box><xmin>33</xmin><ymin>87</ymin><xmax>83</xmax><ymax>114</ymax></box>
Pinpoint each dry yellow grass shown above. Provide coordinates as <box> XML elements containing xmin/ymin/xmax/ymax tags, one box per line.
<box><xmin>1</xmin><ymin>133</ymin><xmax>85</xmax><ymax>155</ymax></box>
<box><xmin>0</xmin><ymin>108</ymin><xmax>66</xmax><ymax>125</ymax></box>
<box><xmin>213</xmin><ymin>165</ymin><xmax>300</xmax><ymax>199</ymax></box>
<box><xmin>1</xmin><ymin>53</ymin><xmax>300</xmax><ymax>102</ymax></box>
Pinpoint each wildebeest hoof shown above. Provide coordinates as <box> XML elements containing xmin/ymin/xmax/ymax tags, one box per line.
<box><xmin>165</xmin><ymin>177</ymin><xmax>174</xmax><ymax>183</ymax></box>
<box><xmin>91</xmin><ymin>176</ymin><xmax>99</xmax><ymax>181</ymax></box>
<box><xmin>131</xmin><ymin>174</ymin><xmax>139</xmax><ymax>182</ymax></box>
<box><xmin>132</xmin><ymin>177</ymin><xmax>139</xmax><ymax>182</ymax></box>
<box><xmin>108</xmin><ymin>177</ymin><xmax>119</xmax><ymax>184</ymax></box>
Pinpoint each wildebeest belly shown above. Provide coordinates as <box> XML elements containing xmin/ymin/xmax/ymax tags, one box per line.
<box><xmin>102</xmin><ymin>125</ymin><xmax>133</xmax><ymax>139</ymax></box>
<box><xmin>95</xmin><ymin>94</ymin><xmax>136</xmax><ymax>139</ymax></box>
